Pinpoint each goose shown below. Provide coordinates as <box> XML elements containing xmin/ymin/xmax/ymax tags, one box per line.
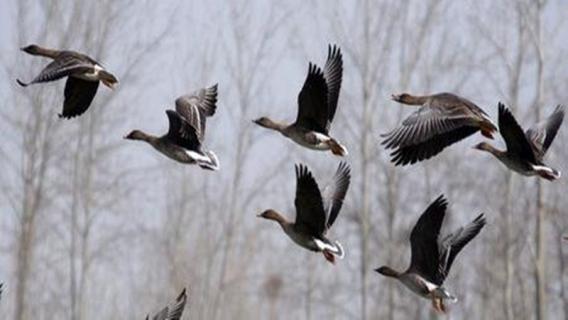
<box><xmin>125</xmin><ymin>84</ymin><xmax>220</xmax><ymax>170</ymax></box>
<box><xmin>257</xmin><ymin>162</ymin><xmax>350</xmax><ymax>264</ymax></box>
<box><xmin>145</xmin><ymin>288</ymin><xmax>187</xmax><ymax>320</ymax></box>
<box><xmin>382</xmin><ymin>92</ymin><xmax>497</xmax><ymax>165</ymax></box>
<box><xmin>253</xmin><ymin>45</ymin><xmax>347</xmax><ymax>156</ymax></box>
<box><xmin>17</xmin><ymin>44</ymin><xmax>118</xmax><ymax>119</ymax></box>
<box><xmin>375</xmin><ymin>195</ymin><xmax>486</xmax><ymax>313</ymax></box>
<box><xmin>474</xmin><ymin>103</ymin><xmax>565</xmax><ymax>180</ymax></box>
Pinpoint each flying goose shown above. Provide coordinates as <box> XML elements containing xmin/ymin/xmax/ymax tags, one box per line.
<box><xmin>382</xmin><ymin>93</ymin><xmax>497</xmax><ymax>165</ymax></box>
<box><xmin>474</xmin><ymin>103</ymin><xmax>565</xmax><ymax>180</ymax></box>
<box><xmin>253</xmin><ymin>45</ymin><xmax>348</xmax><ymax>156</ymax></box>
<box><xmin>125</xmin><ymin>84</ymin><xmax>220</xmax><ymax>170</ymax></box>
<box><xmin>17</xmin><ymin>44</ymin><xmax>118</xmax><ymax>119</ymax></box>
<box><xmin>375</xmin><ymin>195</ymin><xmax>486</xmax><ymax>313</ymax></box>
<box><xmin>258</xmin><ymin>162</ymin><xmax>351</xmax><ymax>264</ymax></box>
<box><xmin>145</xmin><ymin>288</ymin><xmax>187</xmax><ymax>320</ymax></box>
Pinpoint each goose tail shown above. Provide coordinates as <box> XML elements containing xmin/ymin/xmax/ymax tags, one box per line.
<box><xmin>328</xmin><ymin>138</ymin><xmax>348</xmax><ymax>156</ymax></box>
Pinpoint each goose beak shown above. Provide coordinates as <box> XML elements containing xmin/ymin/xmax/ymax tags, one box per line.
<box><xmin>391</xmin><ymin>94</ymin><xmax>400</xmax><ymax>101</ymax></box>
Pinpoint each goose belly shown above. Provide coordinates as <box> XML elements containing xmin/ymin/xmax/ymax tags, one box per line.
<box><xmin>399</xmin><ymin>274</ymin><xmax>436</xmax><ymax>298</ymax></box>
<box><xmin>283</xmin><ymin>227</ymin><xmax>320</xmax><ymax>252</ymax></box>
<box><xmin>501</xmin><ymin>158</ymin><xmax>537</xmax><ymax>176</ymax></box>
<box><xmin>153</xmin><ymin>143</ymin><xmax>196</xmax><ymax>164</ymax></box>
<box><xmin>288</xmin><ymin>131</ymin><xmax>331</xmax><ymax>150</ymax></box>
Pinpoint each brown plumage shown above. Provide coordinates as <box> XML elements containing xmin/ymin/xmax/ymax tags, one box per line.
<box><xmin>375</xmin><ymin>195</ymin><xmax>486</xmax><ymax>314</ymax></box>
<box><xmin>382</xmin><ymin>92</ymin><xmax>497</xmax><ymax>166</ymax></box>
<box><xmin>474</xmin><ymin>103</ymin><xmax>564</xmax><ymax>180</ymax></box>
<box><xmin>124</xmin><ymin>85</ymin><xmax>220</xmax><ymax>170</ymax></box>
<box><xmin>257</xmin><ymin>162</ymin><xmax>351</xmax><ymax>264</ymax></box>
<box><xmin>17</xmin><ymin>44</ymin><xmax>118</xmax><ymax>119</ymax></box>
<box><xmin>253</xmin><ymin>45</ymin><xmax>348</xmax><ymax>156</ymax></box>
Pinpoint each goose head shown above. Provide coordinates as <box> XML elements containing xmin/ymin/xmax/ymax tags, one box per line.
<box><xmin>257</xmin><ymin>209</ymin><xmax>287</xmax><ymax>225</ymax></box>
<box><xmin>391</xmin><ymin>93</ymin><xmax>412</xmax><ymax>103</ymax></box>
<box><xmin>21</xmin><ymin>44</ymin><xmax>41</xmax><ymax>55</ymax></box>
<box><xmin>374</xmin><ymin>266</ymin><xmax>401</xmax><ymax>278</ymax></box>
<box><xmin>124</xmin><ymin>130</ymin><xmax>150</xmax><ymax>141</ymax></box>
<box><xmin>472</xmin><ymin>142</ymin><xmax>504</xmax><ymax>159</ymax></box>
<box><xmin>253</xmin><ymin>117</ymin><xmax>274</xmax><ymax>128</ymax></box>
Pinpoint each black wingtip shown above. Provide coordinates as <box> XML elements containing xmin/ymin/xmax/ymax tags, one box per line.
<box><xmin>327</xmin><ymin>44</ymin><xmax>341</xmax><ymax>57</ymax></box>
<box><xmin>209</xmin><ymin>83</ymin><xmax>219</xmax><ymax>92</ymax></box>
<box><xmin>432</xmin><ymin>194</ymin><xmax>449</xmax><ymax>209</ymax></box>
<box><xmin>58</xmin><ymin>113</ymin><xmax>77</xmax><ymax>120</ymax></box>
<box><xmin>295</xmin><ymin>163</ymin><xmax>312</xmax><ymax>180</ymax></box>
<box><xmin>177</xmin><ymin>287</ymin><xmax>187</xmax><ymax>301</ymax></box>
<box><xmin>498</xmin><ymin>102</ymin><xmax>507</xmax><ymax>113</ymax></box>
<box><xmin>473</xmin><ymin>213</ymin><xmax>487</xmax><ymax>226</ymax></box>
<box><xmin>16</xmin><ymin>79</ymin><xmax>28</xmax><ymax>87</ymax></box>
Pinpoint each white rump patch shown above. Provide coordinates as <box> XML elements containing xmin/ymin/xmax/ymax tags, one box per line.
<box><xmin>314</xmin><ymin>239</ymin><xmax>344</xmax><ymax>258</ymax></box>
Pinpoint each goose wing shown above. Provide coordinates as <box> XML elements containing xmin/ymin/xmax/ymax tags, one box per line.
<box><xmin>165</xmin><ymin>110</ymin><xmax>200</xmax><ymax>151</ymax></box>
<box><xmin>323</xmin><ymin>45</ymin><xmax>343</xmax><ymax>127</ymax></box>
<box><xmin>498</xmin><ymin>103</ymin><xmax>536</xmax><ymax>162</ymax></box>
<box><xmin>387</xmin><ymin>126</ymin><xmax>478</xmax><ymax>166</ymax></box>
<box><xmin>17</xmin><ymin>52</ymin><xmax>94</xmax><ymax>86</ymax></box>
<box><xmin>438</xmin><ymin>214</ymin><xmax>486</xmax><ymax>282</ymax></box>
<box><xmin>296</xmin><ymin>64</ymin><xmax>330</xmax><ymax>134</ymax></box>
<box><xmin>525</xmin><ymin>105</ymin><xmax>565</xmax><ymax>158</ymax></box>
<box><xmin>382</xmin><ymin>102</ymin><xmax>476</xmax><ymax>150</ymax></box>
<box><xmin>151</xmin><ymin>288</ymin><xmax>187</xmax><ymax>320</ymax></box>
<box><xmin>408</xmin><ymin>195</ymin><xmax>447</xmax><ymax>285</ymax></box>
<box><xmin>294</xmin><ymin>164</ymin><xmax>326</xmax><ymax>236</ymax></box>
<box><xmin>175</xmin><ymin>84</ymin><xmax>218</xmax><ymax>142</ymax></box>
<box><xmin>59</xmin><ymin>77</ymin><xmax>99</xmax><ymax>119</ymax></box>
<box><xmin>321</xmin><ymin>162</ymin><xmax>350</xmax><ymax>230</ymax></box>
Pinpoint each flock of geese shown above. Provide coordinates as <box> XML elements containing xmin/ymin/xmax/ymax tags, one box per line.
<box><xmin>7</xmin><ymin>42</ymin><xmax>565</xmax><ymax>317</ymax></box>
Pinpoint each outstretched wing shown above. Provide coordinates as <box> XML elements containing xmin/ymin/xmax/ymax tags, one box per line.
<box><xmin>438</xmin><ymin>214</ymin><xmax>486</xmax><ymax>282</ymax></box>
<box><xmin>498</xmin><ymin>103</ymin><xmax>537</xmax><ymax>162</ymax></box>
<box><xmin>17</xmin><ymin>52</ymin><xmax>93</xmax><ymax>86</ymax></box>
<box><xmin>60</xmin><ymin>77</ymin><xmax>99</xmax><ymax>119</ymax></box>
<box><xmin>321</xmin><ymin>162</ymin><xmax>350</xmax><ymax>230</ymax></box>
<box><xmin>525</xmin><ymin>105</ymin><xmax>565</xmax><ymax>158</ymax></box>
<box><xmin>408</xmin><ymin>195</ymin><xmax>447</xmax><ymax>285</ymax></box>
<box><xmin>175</xmin><ymin>84</ymin><xmax>218</xmax><ymax>141</ymax></box>
<box><xmin>296</xmin><ymin>64</ymin><xmax>329</xmax><ymax>134</ymax></box>
<box><xmin>294</xmin><ymin>164</ymin><xmax>326</xmax><ymax>236</ymax></box>
<box><xmin>323</xmin><ymin>44</ymin><xmax>343</xmax><ymax>126</ymax></box>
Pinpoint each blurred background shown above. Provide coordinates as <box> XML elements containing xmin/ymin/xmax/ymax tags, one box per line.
<box><xmin>0</xmin><ymin>0</ymin><xmax>567</xmax><ymax>319</ymax></box>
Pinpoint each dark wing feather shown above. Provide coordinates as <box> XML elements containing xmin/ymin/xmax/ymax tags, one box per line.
<box><xmin>388</xmin><ymin>126</ymin><xmax>478</xmax><ymax>166</ymax></box>
<box><xmin>498</xmin><ymin>103</ymin><xmax>536</xmax><ymax>163</ymax></box>
<box><xmin>322</xmin><ymin>162</ymin><xmax>350</xmax><ymax>230</ymax></box>
<box><xmin>294</xmin><ymin>164</ymin><xmax>326</xmax><ymax>236</ymax></box>
<box><xmin>59</xmin><ymin>77</ymin><xmax>99</xmax><ymax>119</ymax></box>
<box><xmin>408</xmin><ymin>195</ymin><xmax>447</xmax><ymax>285</ymax></box>
<box><xmin>18</xmin><ymin>53</ymin><xmax>93</xmax><ymax>86</ymax></box>
<box><xmin>151</xmin><ymin>288</ymin><xmax>187</xmax><ymax>320</ymax></box>
<box><xmin>525</xmin><ymin>105</ymin><xmax>565</xmax><ymax>158</ymax></box>
<box><xmin>381</xmin><ymin>104</ymin><xmax>475</xmax><ymax>149</ymax></box>
<box><xmin>165</xmin><ymin>110</ymin><xmax>200</xmax><ymax>151</ymax></box>
<box><xmin>296</xmin><ymin>64</ymin><xmax>329</xmax><ymax>134</ymax></box>
<box><xmin>175</xmin><ymin>84</ymin><xmax>218</xmax><ymax>141</ymax></box>
<box><xmin>438</xmin><ymin>214</ymin><xmax>486</xmax><ymax>282</ymax></box>
<box><xmin>323</xmin><ymin>45</ymin><xmax>343</xmax><ymax>126</ymax></box>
